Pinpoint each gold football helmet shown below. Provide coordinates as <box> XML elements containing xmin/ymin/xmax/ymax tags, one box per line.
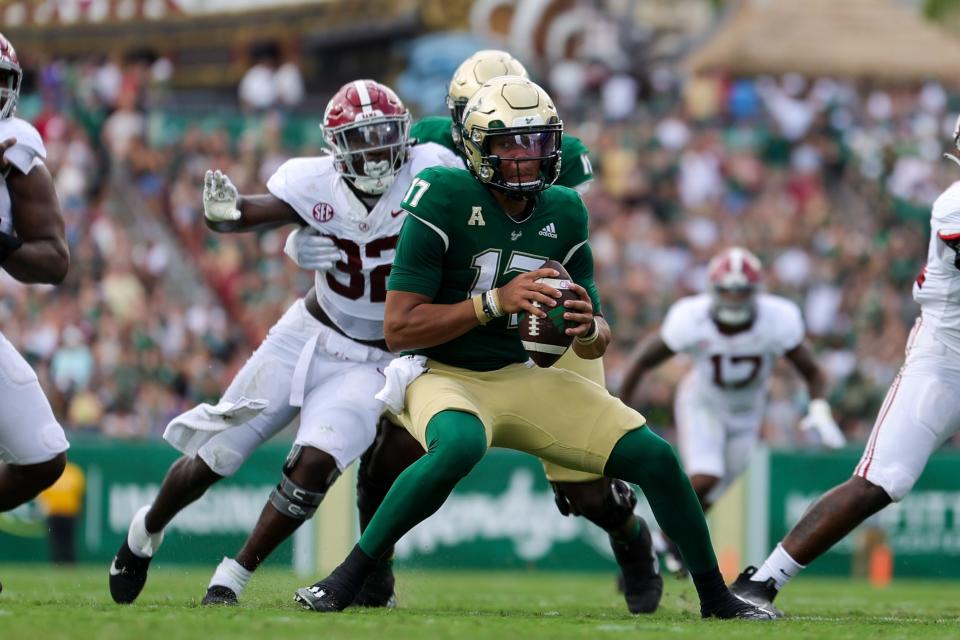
<box><xmin>447</xmin><ymin>50</ymin><xmax>528</xmax><ymax>147</ymax></box>
<box><xmin>461</xmin><ymin>75</ymin><xmax>562</xmax><ymax>196</ymax></box>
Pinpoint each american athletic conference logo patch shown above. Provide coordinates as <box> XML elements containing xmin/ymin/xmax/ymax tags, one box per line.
<box><xmin>312</xmin><ymin>202</ymin><xmax>335</xmax><ymax>222</ymax></box>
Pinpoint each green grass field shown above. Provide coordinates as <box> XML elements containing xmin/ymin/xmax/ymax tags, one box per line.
<box><xmin>2</xmin><ymin>565</ymin><xmax>960</xmax><ymax>640</ymax></box>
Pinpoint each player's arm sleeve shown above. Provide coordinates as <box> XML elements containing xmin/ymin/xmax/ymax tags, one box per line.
<box><xmin>562</xmin><ymin>198</ymin><xmax>602</xmax><ymax>315</ymax></box>
<box><xmin>388</xmin><ymin>169</ymin><xmax>448</xmax><ymax>297</ymax></box>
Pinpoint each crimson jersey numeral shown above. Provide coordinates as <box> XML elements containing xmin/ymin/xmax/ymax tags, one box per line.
<box><xmin>710</xmin><ymin>354</ymin><xmax>762</xmax><ymax>389</ymax></box>
<box><xmin>325</xmin><ymin>235</ymin><xmax>398</xmax><ymax>302</ymax></box>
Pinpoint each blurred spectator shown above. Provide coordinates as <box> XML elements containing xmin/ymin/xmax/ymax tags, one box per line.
<box><xmin>238</xmin><ymin>42</ymin><xmax>304</xmax><ymax>113</ymax></box>
<box><xmin>37</xmin><ymin>462</ymin><xmax>85</xmax><ymax>564</ymax></box>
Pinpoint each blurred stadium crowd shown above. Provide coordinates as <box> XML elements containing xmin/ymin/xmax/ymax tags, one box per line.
<box><xmin>3</xmin><ymin>50</ymin><xmax>953</xmax><ymax>446</ymax></box>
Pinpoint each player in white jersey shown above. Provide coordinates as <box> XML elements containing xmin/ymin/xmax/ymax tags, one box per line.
<box><xmin>108</xmin><ymin>79</ymin><xmax>461</xmax><ymax>606</ymax></box>
<box><xmin>0</xmin><ymin>33</ymin><xmax>71</xmax><ymax>594</ymax></box>
<box><xmin>619</xmin><ymin>247</ymin><xmax>843</xmax><ymax>570</ymax></box>
<box><xmin>730</xmin><ymin>122</ymin><xmax>960</xmax><ymax>616</ymax></box>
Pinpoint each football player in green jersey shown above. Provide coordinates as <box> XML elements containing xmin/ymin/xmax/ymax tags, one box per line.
<box><xmin>355</xmin><ymin>50</ymin><xmax>657</xmax><ymax>614</ymax></box>
<box><xmin>296</xmin><ymin>76</ymin><xmax>772</xmax><ymax>620</ymax></box>
<box><xmin>410</xmin><ymin>50</ymin><xmax>594</xmax><ymax>192</ymax></box>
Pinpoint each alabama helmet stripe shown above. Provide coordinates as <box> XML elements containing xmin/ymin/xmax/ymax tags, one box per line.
<box><xmin>353</xmin><ymin>80</ymin><xmax>374</xmax><ymax>115</ymax></box>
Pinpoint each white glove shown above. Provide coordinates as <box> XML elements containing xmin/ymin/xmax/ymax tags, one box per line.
<box><xmin>202</xmin><ymin>169</ymin><xmax>241</xmax><ymax>222</ymax></box>
<box><xmin>800</xmin><ymin>398</ymin><xmax>846</xmax><ymax>449</ymax></box>
<box><xmin>284</xmin><ymin>227</ymin><xmax>341</xmax><ymax>272</ymax></box>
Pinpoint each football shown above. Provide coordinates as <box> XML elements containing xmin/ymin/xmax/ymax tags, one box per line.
<box><xmin>519</xmin><ymin>259</ymin><xmax>580</xmax><ymax>367</ymax></box>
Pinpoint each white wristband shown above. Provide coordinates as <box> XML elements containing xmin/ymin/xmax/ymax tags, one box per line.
<box><xmin>575</xmin><ymin>319</ymin><xmax>599</xmax><ymax>345</ymax></box>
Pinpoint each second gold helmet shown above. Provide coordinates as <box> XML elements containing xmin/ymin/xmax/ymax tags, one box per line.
<box><xmin>447</xmin><ymin>50</ymin><xmax>528</xmax><ymax>147</ymax></box>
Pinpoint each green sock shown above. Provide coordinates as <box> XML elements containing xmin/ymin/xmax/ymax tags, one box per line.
<box><xmin>604</xmin><ymin>426</ymin><xmax>718</xmax><ymax>574</ymax></box>
<box><xmin>358</xmin><ymin>411</ymin><xmax>487</xmax><ymax>559</ymax></box>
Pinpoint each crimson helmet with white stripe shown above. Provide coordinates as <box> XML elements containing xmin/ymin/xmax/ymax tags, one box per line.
<box><xmin>0</xmin><ymin>33</ymin><xmax>22</xmax><ymax>120</ymax></box>
<box><xmin>707</xmin><ymin>247</ymin><xmax>763</xmax><ymax>327</ymax></box>
<box><xmin>322</xmin><ymin>79</ymin><xmax>411</xmax><ymax>195</ymax></box>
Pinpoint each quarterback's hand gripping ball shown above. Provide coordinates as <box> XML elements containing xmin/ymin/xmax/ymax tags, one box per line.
<box><xmin>519</xmin><ymin>259</ymin><xmax>580</xmax><ymax>367</ymax></box>
<box><xmin>202</xmin><ymin>169</ymin><xmax>241</xmax><ymax>222</ymax></box>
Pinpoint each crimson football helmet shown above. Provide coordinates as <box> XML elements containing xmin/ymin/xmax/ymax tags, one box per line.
<box><xmin>0</xmin><ymin>33</ymin><xmax>21</xmax><ymax>120</ymax></box>
<box><xmin>706</xmin><ymin>247</ymin><xmax>763</xmax><ymax>327</ymax></box>
<box><xmin>322</xmin><ymin>79</ymin><xmax>411</xmax><ymax>195</ymax></box>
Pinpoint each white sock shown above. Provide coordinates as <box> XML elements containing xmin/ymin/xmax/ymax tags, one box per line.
<box><xmin>209</xmin><ymin>557</ymin><xmax>253</xmax><ymax>596</ymax></box>
<box><xmin>752</xmin><ymin>543</ymin><xmax>805</xmax><ymax>590</ymax></box>
<box><xmin>127</xmin><ymin>505</ymin><xmax>165</xmax><ymax>558</ymax></box>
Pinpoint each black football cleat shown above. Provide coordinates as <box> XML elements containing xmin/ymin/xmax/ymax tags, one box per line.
<box><xmin>611</xmin><ymin>518</ymin><xmax>663</xmax><ymax>614</ymax></box>
<box><xmin>729</xmin><ymin>566</ymin><xmax>783</xmax><ymax>617</ymax></box>
<box><xmin>109</xmin><ymin>539</ymin><xmax>152</xmax><ymax>604</ymax></box>
<box><xmin>202</xmin><ymin>585</ymin><xmax>239</xmax><ymax>606</ymax></box>
<box><xmin>701</xmin><ymin>592</ymin><xmax>776</xmax><ymax>620</ymax></box>
<box><xmin>295</xmin><ymin>579</ymin><xmax>356</xmax><ymax>613</ymax></box>
<box><xmin>351</xmin><ymin>558</ymin><xmax>396</xmax><ymax>608</ymax></box>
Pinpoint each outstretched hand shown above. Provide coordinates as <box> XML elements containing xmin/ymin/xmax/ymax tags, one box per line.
<box><xmin>202</xmin><ymin>169</ymin><xmax>241</xmax><ymax>222</ymax></box>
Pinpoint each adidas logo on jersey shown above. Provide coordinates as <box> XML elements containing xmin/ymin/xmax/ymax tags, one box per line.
<box><xmin>538</xmin><ymin>222</ymin><xmax>558</xmax><ymax>239</ymax></box>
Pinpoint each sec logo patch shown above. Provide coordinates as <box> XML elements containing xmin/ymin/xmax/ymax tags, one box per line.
<box><xmin>312</xmin><ymin>202</ymin><xmax>335</xmax><ymax>222</ymax></box>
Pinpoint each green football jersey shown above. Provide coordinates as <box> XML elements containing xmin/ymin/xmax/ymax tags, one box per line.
<box><xmin>411</xmin><ymin>115</ymin><xmax>456</xmax><ymax>150</ymax></box>
<box><xmin>390</xmin><ymin>166</ymin><xmax>601</xmax><ymax>371</ymax></box>
<box><xmin>410</xmin><ymin>116</ymin><xmax>594</xmax><ymax>190</ymax></box>
<box><xmin>556</xmin><ymin>134</ymin><xmax>593</xmax><ymax>190</ymax></box>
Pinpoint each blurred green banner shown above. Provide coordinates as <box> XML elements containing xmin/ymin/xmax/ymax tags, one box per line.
<box><xmin>758</xmin><ymin>448</ymin><xmax>960</xmax><ymax>578</ymax></box>
<box><xmin>0</xmin><ymin>439</ymin><xmax>293</xmax><ymax>567</ymax></box>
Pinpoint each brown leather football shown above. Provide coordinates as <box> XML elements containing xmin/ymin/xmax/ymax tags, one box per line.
<box><xmin>519</xmin><ymin>259</ymin><xmax>580</xmax><ymax>367</ymax></box>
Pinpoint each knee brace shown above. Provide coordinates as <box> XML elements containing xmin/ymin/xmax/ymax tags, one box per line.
<box><xmin>268</xmin><ymin>445</ymin><xmax>341</xmax><ymax>520</ymax></box>
<box><xmin>552</xmin><ymin>478</ymin><xmax>638</xmax><ymax>531</ymax></box>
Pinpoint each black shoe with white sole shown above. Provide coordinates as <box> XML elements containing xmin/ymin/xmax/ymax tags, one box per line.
<box><xmin>109</xmin><ymin>540</ymin><xmax>152</xmax><ymax>604</ymax></box>
<box><xmin>728</xmin><ymin>566</ymin><xmax>784</xmax><ymax>617</ymax></box>
<box><xmin>294</xmin><ymin>578</ymin><xmax>356</xmax><ymax>613</ymax></box>
<box><xmin>351</xmin><ymin>558</ymin><xmax>396</xmax><ymax>608</ymax></box>
<box><xmin>202</xmin><ymin>585</ymin><xmax>239</xmax><ymax>606</ymax></box>
<box><xmin>701</xmin><ymin>590</ymin><xmax>777</xmax><ymax>620</ymax></box>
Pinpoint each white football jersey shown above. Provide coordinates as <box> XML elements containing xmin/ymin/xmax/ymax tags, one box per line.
<box><xmin>0</xmin><ymin>117</ymin><xmax>46</xmax><ymax>234</ymax></box>
<box><xmin>267</xmin><ymin>142</ymin><xmax>462</xmax><ymax>341</ymax></box>
<box><xmin>913</xmin><ymin>181</ymin><xmax>960</xmax><ymax>355</ymax></box>
<box><xmin>660</xmin><ymin>293</ymin><xmax>805</xmax><ymax>411</ymax></box>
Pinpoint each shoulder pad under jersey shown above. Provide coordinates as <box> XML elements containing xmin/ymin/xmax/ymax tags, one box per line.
<box><xmin>0</xmin><ymin>117</ymin><xmax>46</xmax><ymax>175</ymax></box>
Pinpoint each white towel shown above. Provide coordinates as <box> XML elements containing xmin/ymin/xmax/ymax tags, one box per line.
<box><xmin>163</xmin><ymin>396</ymin><xmax>270</xmax><ymax>457</ymax></box>
<box><xmin>374</xmin><ymin>355</ymin><xmax>428</xmax><ymax>414</ymax></box>
<box><xmin>289</xmin><ymin>326</ymin><xmax>388</xmax><ymax>408</ymax></box>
